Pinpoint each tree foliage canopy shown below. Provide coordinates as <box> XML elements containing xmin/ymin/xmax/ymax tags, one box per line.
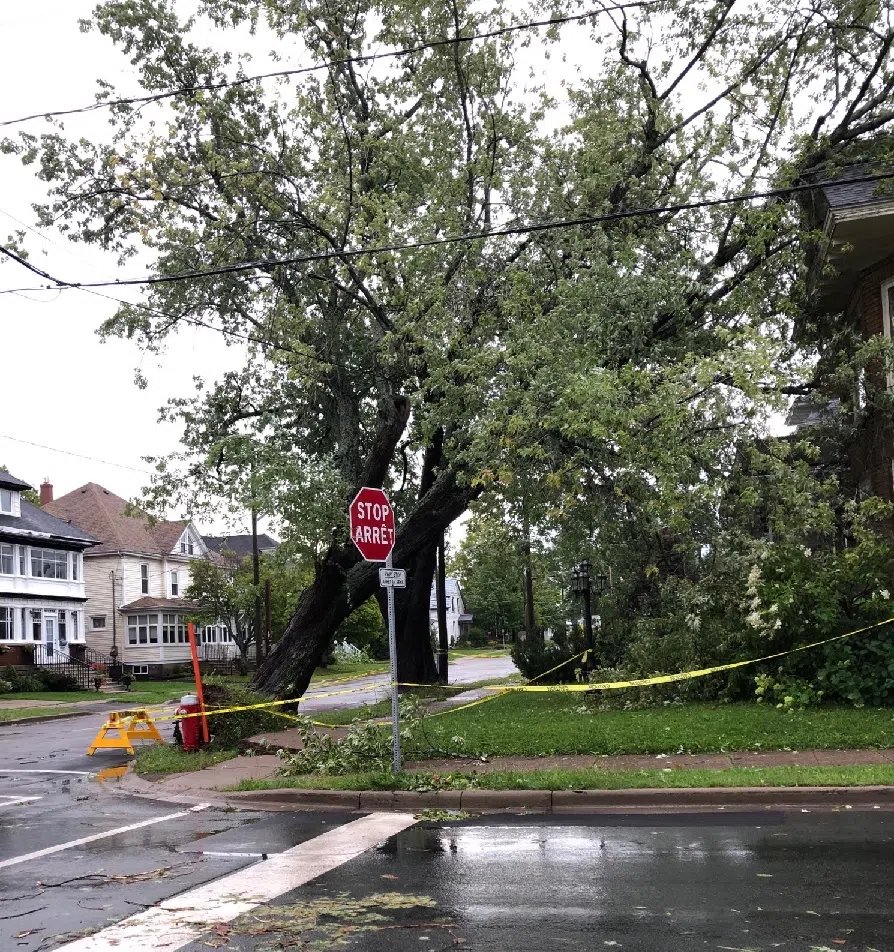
<box><xmin>7</xmin><ymin>0</ymin><xmax>894</xmax><ymax>693</ymax></box>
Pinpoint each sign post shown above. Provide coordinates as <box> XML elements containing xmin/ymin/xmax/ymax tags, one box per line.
<box><xmin>349</xmin><ymin>487</ymin><xmax>400</xmax><ymax>772</ymax></box>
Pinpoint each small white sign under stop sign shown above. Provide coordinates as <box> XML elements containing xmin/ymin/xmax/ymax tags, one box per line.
<box><xmin>379</xmin><ymin>568</ymin><xmax>406</xmax><ymax>588</ymax></box>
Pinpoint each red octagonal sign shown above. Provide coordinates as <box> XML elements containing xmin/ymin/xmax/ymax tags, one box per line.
<box><xmin>349</xmin><ymin>487</ymin><xmax>395</xmax><ymax>562</ymax></box>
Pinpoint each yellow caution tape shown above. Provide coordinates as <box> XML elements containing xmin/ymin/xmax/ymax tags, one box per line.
<box><xmin>488</xmin><ymin>617</ymin><xmax>894</xmax><ymax>693</ymax></box>
<box><xmin>149</xmin><ymin>616</ymin><xmax>894</xmax><ymax>725</ymax></box>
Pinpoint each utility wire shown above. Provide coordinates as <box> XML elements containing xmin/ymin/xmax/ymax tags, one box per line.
<box><xmin>0</xmin><ymin>1</ymin><xmax>659</xmax><ymax>129</ymax></box>
<box><xmin>0</xmin><ymin>433</ymin><xmax>155</xmax><ymax>475</ymax></box>
<box><xmin>2</xmin><ymin>170</ymin><xmax>893</xmax><ymax>294</ymax></box>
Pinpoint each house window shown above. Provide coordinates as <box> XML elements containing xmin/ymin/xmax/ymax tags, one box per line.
<box><xmin>0</xmin><ymin>490</ymin><xmax>12</xmax><ymax>514</ymax></box>
<box><xmin>58</xmin><ymin>611</ymin><xmax>67</xmax><ymax>645</ymax></box>
<box><xmin>0</xmin><ymin>607</ymin><xmax>12</xmax><ymax>640</ymax></box>
<box><xmin>91</xmin><ymin>615</ymin><xmax>106</xmax><ymax>630</ymax></box>
<box><xmin>18</xmin><ymin>546</ymin><xmax>25</xmax><ymax>575</ymax></box>
<box><xmin>71</xmin><ymin>553</ymin><xmax>79</xmax><ymax>581</ymax></box>
<box><xmin>128</xmin><ymin>664</ymin><xmax>149</xmax><ymax>675</ymax></box>
<box><xmin>31</xmin><ymin>608</ymin><xmax>41</xmax><ymax>642</ymax></box>
<box><xmin>882</xmin><ymin>280</ymin><xmax>894</xmax><ymax>390</ymax></box>
<box><xmin>127</xmin><ymin>614</ymin><xmax>154</xmax><ymax>645</ymax></box>
<box><xmin>70</xmin><ymin>611</ymin><xmax>79</xmax><ymax>641</ymax></box>
<box><xmin>163</xmin><ymin>614</ymin><xmax>188</xmax><ymax>644</ymax></box>
<box><xmin>30</xmin><ymin>548</ymin><xmax>68</xmax><ymax>580</ymax></box>
<box><xmin>141</xmin><ymin>564</ymin><xmax>149</xmax><ymax>595</ymax></box>
<box><xmin>171</xmin><ymin>570</ymin><xmax>179</xmax><ymax>597</ymax></box>
<box><xmin>0</xmin><ymin>544</ymin><xmax>13</xmax><ymax>575</ymax></box>
<box><xmin>180</xmin><ymin>532</ymin><xmax>194</xmax><ymax>555</ymax></box>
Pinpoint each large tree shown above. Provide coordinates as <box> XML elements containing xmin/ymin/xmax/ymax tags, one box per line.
<box><xmin>6</xmin><ymin>0</ymin><xmax>894</xmax><ymax>698</ymax></box>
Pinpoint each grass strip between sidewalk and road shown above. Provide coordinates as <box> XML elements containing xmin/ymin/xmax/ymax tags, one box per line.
<box><xmin>0</xmin><ymin>706</ymin><xmax>80</xmax><ymax>722</ymax></box>
<box><xmin>133</xmin><ymin>744</ymin><xmax>239</xmax><ymax>776</ymax></box>
<box><xmin>228</xmin><ymin>763</ymin><xmax>894</xmax><ymax>793</ymax></box>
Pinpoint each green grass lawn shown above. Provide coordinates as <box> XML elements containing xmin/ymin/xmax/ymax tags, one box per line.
<box><xmin>133</xmin><ymin>744</ymin><xmax>238</xmax><ymax>776</ymax></box>
<box><xmin>448</xmin><ymin>647</ymin><xmax>510</xmax><ymax>660</ymax></box>
<box><xmin>6</xmin><ymin>690</ymin><xmax>108</xmax><ymax>702</ymax></box>
<box><xmin>230</xmin><ymin>763</ymin><xmax>894</xmax><ymax>793</ymax></box>
<box><xmin>0</xmin><ymin>706</ymin><xmax>79</xmax><ymax>721</ymax></box>
<box><xmin>423</xmin><ymin>695</ymin><xmax>894</xmax><ymax>756</ymax></box>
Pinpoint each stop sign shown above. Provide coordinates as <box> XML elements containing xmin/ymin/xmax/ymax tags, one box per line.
<box><xmin>349</xmin><ymin>487</ymin><xmax>395</xmax><ymax>562</ymax></box>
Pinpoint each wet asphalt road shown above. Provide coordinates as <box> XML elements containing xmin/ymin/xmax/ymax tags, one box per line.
<box><xmin>172</xmin><ymin>811</ymin><xmax>894</xmax><ymax>952</ymax></box>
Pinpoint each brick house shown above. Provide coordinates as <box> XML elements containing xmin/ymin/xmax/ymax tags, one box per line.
<box><xmin>799</xmin><ymin>173</ymin><xmax>894</xmax><ymax>500</ymax></box>
<box><xmin>43</xmin><ymin>483</ymin><xmax>237</xmax><ymax>676</ymax></box>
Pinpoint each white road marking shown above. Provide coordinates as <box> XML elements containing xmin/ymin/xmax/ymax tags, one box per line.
<box><xmin>0</xmin><ymin>803</ymin><xmax>211</xmax><ymax>870</ymax></box>
<box><xmin>0</xmin><ymin>795</ymin><xmax>41</xmax><ymax>809</ymax></box>
<box><xmin>0</xmin><ymin>769</ymin><xmax>92</xmax><ymax>775</ymax></box>
<box><xmin>56</xmin><ymin>811</ymin><xmax>418</xmax><ymax>951</ymax></box>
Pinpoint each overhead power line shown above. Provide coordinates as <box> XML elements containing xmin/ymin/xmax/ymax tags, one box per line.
<box><xmin>2</xmin><ymin>170</ymin><xmax>894</xmax><ymax>294</ymax></box>
<box><xmin>0</xmin><ymin>1</ymin><xmax>658</xmax><ymax>129</ymax></box>
<box><xmin>0</xmin><ymin>433</ymin><xmax>155</xmax><ymax>475</ymax></box>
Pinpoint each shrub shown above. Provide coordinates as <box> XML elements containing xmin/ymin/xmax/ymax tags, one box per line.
<box><xmin>37</xmin><ymin>670</ymin><xmax>81</xmax><ymax>691</ymax></box>
<box><xmin>0</xmin><ymin>679</ymin><xmax>12</xmax><ymax>695</ymax></box>
<box><xmin>511</xmin><ymin>637</ymin><xmax>585</xmax><ymax>684</ymax></box>
<box><xmin>754</xmin><ymin>671</ymin><xmax>822</xmax><ymax>712</ymax></box>
<box><xmin>5</xmin><ymin>670</ymin><xmax>44</xmax><ymax>692</ymax></box>
<box><xmin>203</xmin><ymin>677</ymin><xmax>285</xmax><ymax>747</ymax></box>
<box><xmin>464</xmin><ymin>627</ymin><xmax>488</xmax><ymax>648</ymax></box>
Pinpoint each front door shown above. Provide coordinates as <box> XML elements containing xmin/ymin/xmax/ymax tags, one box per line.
<box><xmin>44</xmin><ymin>612</ymin><xmax>56</xmax><ymax>658</ymax></box>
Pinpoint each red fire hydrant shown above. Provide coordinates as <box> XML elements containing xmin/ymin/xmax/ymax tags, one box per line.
<box><xmin>175</xmin><ymin>693</ymin><xmax>204</xmax><ymax>751</ymax></box>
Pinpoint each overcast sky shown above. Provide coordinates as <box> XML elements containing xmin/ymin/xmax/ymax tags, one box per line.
<box><xmin>0</xmin><ymin>2</ymin><xmax>258</xmax><ymax>534</ymax></box>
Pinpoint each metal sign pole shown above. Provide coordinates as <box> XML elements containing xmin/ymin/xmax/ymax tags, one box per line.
<box><xmin>385</xmin><ymin>552</ymin><xmax>401</xmax><ymax>772</ymax></box>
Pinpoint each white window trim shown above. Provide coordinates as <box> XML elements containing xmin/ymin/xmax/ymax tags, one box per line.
<box><xmin>91</xmin><ymin>615</ymin><xmax>107</xmax><ymax>631</ymax></box>
<box><xmin>0</xmin><ymin>489</ymin><xmax>13</xmax><ymax>515</ymax></box>
<box><xmin>140</xmin><ymin>563</ymin><xmax>149</xmax><ymax>595</ymax></box>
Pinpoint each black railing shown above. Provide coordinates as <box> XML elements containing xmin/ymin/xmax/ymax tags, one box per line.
<box><xmin>31</xmin><ymin>644</ymin><xmax>94</xmax><ymax>691</ymax></box>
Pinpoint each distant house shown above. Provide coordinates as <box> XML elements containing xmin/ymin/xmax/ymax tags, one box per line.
<box><xmin>0</xmin><ymin>472</ymin><xmax>97</xmax><ymax>672</ymax></box>
<box><xmin>429</xmin><ymin>577</ymin><xmax>473</xmax><ymax>645</ymax></box>
<box><xmin>203</xmin><ymin>533</ymin><xmax>279</xmax><ymax>561</ymax></box>
<box><xmin>43</xmin><ymin>483</ymin><xmax>238</xmax><ymax>675</ymax></box>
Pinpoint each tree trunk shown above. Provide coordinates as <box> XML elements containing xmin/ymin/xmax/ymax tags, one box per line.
<box><xmin>253</xmin><ymin>465</ymin><xmax>479</xmax><ymax>697</ymax></box>
<box><xmin>377</xmin><ymin>539</ymin><xmax>439</xmax><ymax>684</ymax></box>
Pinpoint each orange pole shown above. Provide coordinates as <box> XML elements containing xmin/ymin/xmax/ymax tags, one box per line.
<box><xmin>187</xmin><ymin>622</ymin><xmax>210</xmax><ymax>745</ymax></box>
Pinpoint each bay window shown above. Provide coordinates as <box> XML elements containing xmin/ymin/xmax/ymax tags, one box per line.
<box><xmin>128</xmin><ymin>613</ymin><xmax>159</xmax><ymax>645</ymax></box>
<box><xmin>31</xmin><ymin>548</ymin><xmax>68</xmax><ymax>580</ymax></box>
<box><xmin>0</xmin><ymin>607</ymin><xmax>12</xmax><ymax>640</ymax></box>
<box><xmin>0</xmin><ymin>544</ymin><xmax>13</xmax><ymax>575</ymax></box>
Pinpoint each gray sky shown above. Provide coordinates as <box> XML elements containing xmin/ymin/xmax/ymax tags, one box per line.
<box><xmin>0</xmin><ymin>2</ymin><xmax>248</xmax><ymax>531</ymax></box>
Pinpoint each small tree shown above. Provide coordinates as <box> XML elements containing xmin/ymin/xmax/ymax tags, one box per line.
<box><xmin>185</xmin><ymin>554</ymin><xmax>256</xmax><ymax>663</ymax></box>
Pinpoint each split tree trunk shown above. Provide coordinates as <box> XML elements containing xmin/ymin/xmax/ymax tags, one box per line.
<box><xmin>253</xmin><ymin>467</ymin><xmax>478</xmax><ymax>698</ymax></box>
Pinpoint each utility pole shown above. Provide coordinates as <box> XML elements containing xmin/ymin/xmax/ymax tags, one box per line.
<box><xmin>436</xmin><ymin>532</ymin><xmax>449</xmax><ymax>683</ymax></box>
<box><xmin>251</xmin><ymin>505</ymin><xmax>262</xmax><ymax>668</ymax></box>
<box><xmin>264</xmin><ymin>577</ymin><xmax>272</xmax><ymax>660</ymax></box>
<box><xmin>521</xmin><ymin>499</ymin><xmax>536</xmax><ymax>640</ymax></box>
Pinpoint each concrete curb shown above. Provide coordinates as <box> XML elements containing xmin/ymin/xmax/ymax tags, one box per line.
<box><xmin>115</xmin><ymin>769</ymin><xmax>894</xmax><ymax>814</ymax></box>
<box><xmin>1</xmin><ymin>709</ymin><xmax>97</xmax><ymax>726</ymax></box>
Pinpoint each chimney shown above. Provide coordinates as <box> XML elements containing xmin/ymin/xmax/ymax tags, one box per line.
<box><xmin>39</xmin><ymin>479</ymin><xmax>53</xmax><ymax>506</ymax></box>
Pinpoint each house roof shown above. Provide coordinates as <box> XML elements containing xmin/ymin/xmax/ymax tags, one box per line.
<box><xmin>43</xmin><ymin>483</ymin><xmax>191</xmax><ymax>556</ymax></box>
<box><xmin>0</xmin><ymin>470</ymin><xmax>33</xmax><ymax>492</ymax></box>
<box><xmin>203</xmin><ymin>533</ymin><xmax>279</xmax><ymax>560</ymax></box>
<box><xmin>119</xmin><ymin>596</ymin><xmax>197</xmax><ymax>613</ymax></box>
<box><xmin>0</xmin><ymin>498</ymin><xmax>98</xmax><ymax>548</ymax></box>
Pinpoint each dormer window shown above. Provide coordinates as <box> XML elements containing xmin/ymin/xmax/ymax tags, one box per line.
<box><xmin>180</xmin><ymin>531</ymin><xmax>194</xmax><ymax>555</ymax></box>
<box><xmin>0</xmin><ymin>489</ymin><xmax>13</xmax><ymax>514</ymax></box>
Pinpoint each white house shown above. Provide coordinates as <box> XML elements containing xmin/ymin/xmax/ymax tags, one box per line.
<box><xmin>44</xmin><ymin>482</ymin><xmax>238</xmax><ymax>675</ymax></box>
<box><xmin>429</xmin><ymin>576</ymin><xmax>473</xmax><ymax>645</ymax></box>
<box><xmin>0</xmin><ymin>472</ymin><xmax>97</xmax><ymax>672</ymax></box>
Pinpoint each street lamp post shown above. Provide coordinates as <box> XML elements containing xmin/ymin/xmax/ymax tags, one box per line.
<box><xmin>570</xmin><ymin>561</ymin><xmax>608</xmax><ymax>672</ymax></box>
